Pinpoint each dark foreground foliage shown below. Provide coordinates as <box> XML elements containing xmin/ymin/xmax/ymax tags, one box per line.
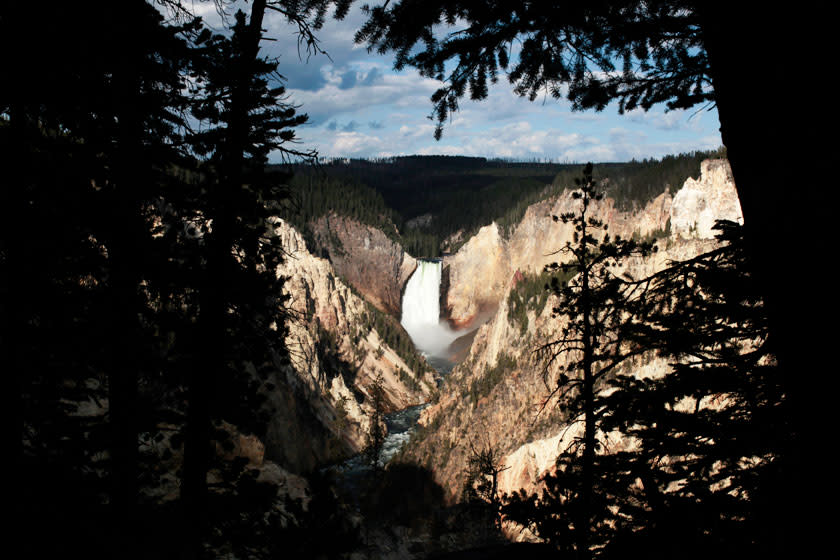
<box><xmin>504</xmin><ymin>221</ymin><xmax>787</xmax><ymax>558</ymax></box>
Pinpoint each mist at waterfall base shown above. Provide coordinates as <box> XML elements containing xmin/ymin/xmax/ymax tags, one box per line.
<box><xmin>400</xmin><ymin>260</ymin><xmax>465</xmax><ymax>371</ymax></box>
<box><xmin>330</xmin><ymin>260</ymin><xmax>479</xmax><ymax>488</ymax></box>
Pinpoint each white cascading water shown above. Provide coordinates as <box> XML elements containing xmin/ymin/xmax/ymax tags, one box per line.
<box><xmin>401</xmin><ymin>260</ymin><xmax>460</xmax><ymax>359</ymax></box>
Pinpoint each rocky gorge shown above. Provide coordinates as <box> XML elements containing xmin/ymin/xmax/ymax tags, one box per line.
<box><xmin>188</xmin><ymin>156</ymin><xmax>745</xmax><ymax>556</ymax></box>
<box><xmin>399</xmin><ymin>158</ymin><xmax>742</xmax><ymax>510</ymax></box>
<box><xmin>223</xmin><ymin>157</ymin><xmax>742</xmax><ymax>554</ymax></box>
<box><xmin>266</xmin><ymin>218</ymin><xmax>435</xmax><ymax>471</ymax></box>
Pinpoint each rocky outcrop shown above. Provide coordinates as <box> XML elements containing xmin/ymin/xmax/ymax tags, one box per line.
<box><xmin>265</xmin><ymin>219</ymin><xmax>436</xmax><ymax>472</ymax></box>
<box><xmin>443</xmin><ymin>188</ymin><xmax>675</xmax><ymax>328</ymax></box>
<box><xmin>443</xmin><ymin>224</ymin><xmax>509</xmax><ymax>328</ymax></box>
<box><xmin>310</xmin><ymin>213</ymin><xmax>416</xmax><ymax>315</ymax></box>
<box><xmin>671</xmin><ymin>159</ymin><xmax>742</xmax><ymax>239</ymax></box>
<box><xmin>404</xmin><ymin>159</ymin><xmax>743</xmax><ymax>503</ymax></box>
<box><xmin>441</xmin><ymin>161</ymin><xmax>741</xmax><ymax>330</ymax></box>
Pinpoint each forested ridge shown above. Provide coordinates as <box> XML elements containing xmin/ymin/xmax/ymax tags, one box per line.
<box><xmin>279</xmin><ymin>148</ymin><xmax>724</xmax><ymax>257</ymax></box>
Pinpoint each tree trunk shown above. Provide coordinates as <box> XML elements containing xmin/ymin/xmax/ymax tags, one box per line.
<box><xmin>108</xmin><ymin>9</ymin><xmax>145</xmax><ymax>555</ymax></box>
<box><xmin>4</xmin><ymin>99</ymin><xmax>29</xmax><ymax>560</ymax></box>
<box><xmin>698</xmin><ymin>3</ymin><xmax>830</xmax><ymax>556</ymax></box>
<box><xmin>579</xmin><ymin>197</ymin><xmax>594</xmax><ymax>560</ymax></box>
<box><xmin>181</xmin><ymin>3</ymin><xmax>268</xmax><ymax>557</ymax></box>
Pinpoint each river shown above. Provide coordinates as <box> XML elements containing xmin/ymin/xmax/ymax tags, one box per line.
<box><xmin>330</xmin><ymin>259</ymin><xmax>482</xmax><ymax>484</ymax></box>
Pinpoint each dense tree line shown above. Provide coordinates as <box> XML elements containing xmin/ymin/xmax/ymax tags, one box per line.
<box><xmin>507</xmin><ymin>268</ymin><xmax>576</xmax><ymax>336</ymax></box>
<box><xmin>281</xmin><ymin>150</ymin><xmax>722</xmax><ymax>258</ymax></box>
<box><xmin>279</xmin><ymin>170</ymin><xmax>402</xmax><ymax>248</ymax></box>
<box><xmin>1</xmin><ymin>2</ymin><xmax>327</xmax><ymax>558</ymax></box>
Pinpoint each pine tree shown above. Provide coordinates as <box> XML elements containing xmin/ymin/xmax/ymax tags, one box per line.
<box><xmin>364</xmin><ymin>372</ymin><xmax>388</xmax><ymax>472</ymax></box>
<box><xmin>2</xmin><ymin>4</ymin><xmax>197</xmax><ymax>557</ymax></box>
<box><xmin>180</xmin><ymin>3</ymin><xmax>316</xmax><ymax>554</ymax></box>
<box><xmin>596</xmin><ymin>220</ymin><xmax>788</xmax><ymax>557</ymax></box>
<box><xmin>462</xmin><ymin>436</ymin><xmax>510</xmax><ymax>526</ymax></box>
<box><xmin>503</xmin><ymin>164</ymin><xmax>654</xmax><ymax>558</ymax></box>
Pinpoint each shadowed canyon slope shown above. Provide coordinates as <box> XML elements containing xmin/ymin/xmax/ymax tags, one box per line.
<box><xmin>265</xmin><ymin>219</ymin><xmax>434</xmax><ymax>472</ymax></box>
<box><xmin>309</xmin><ymin>213</ymin><xmax>417</xmax><ymax>315</ymax></box>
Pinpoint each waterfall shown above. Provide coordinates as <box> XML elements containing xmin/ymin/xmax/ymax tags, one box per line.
<box><xmin>401</xmin><ymin>260</ymin><xmax>442</xmax><ymax>328</ymax></box>
<box><xmin>401</xmin><ymin>260</ymin><xmax>459</xmax><ymax>359</ymax></box>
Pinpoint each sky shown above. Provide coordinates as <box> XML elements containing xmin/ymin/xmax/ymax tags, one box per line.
<box><xmin>194</xmin><ymin>2</ymin><xmax>723</xmax><ymax>163</ymax></box>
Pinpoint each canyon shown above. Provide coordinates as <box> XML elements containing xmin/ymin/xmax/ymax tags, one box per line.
<box><xmin>270</xmin><ymin>157</ymin><xmax>739</xmax><ymax>480</ymax></box>
<box><xmin>217</xmin><ymin>157</ymin><xmax>743</xmax><ymax>556</ymax></box>
<box><xmin>266</xmin><ymin>218</ymin><xmax>436</xmax><ymax>472</ymax></box>
<box><xmin>406</xmin><ymin>159</ymin><xmax>741</xmax><ymax>506</ymax></box>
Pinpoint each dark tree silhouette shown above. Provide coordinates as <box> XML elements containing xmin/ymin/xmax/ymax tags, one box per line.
<box><xmin>462</xmin><ymin>435</ymin><xmax>510</xmax><ymax>528</ymax></box>
<box><xmin>502</xmin><ymin>164</ymin><xmax>652</xmax><ymax>558</ymax></box>
<box><xmin>505</xmin><ymin>221</ymin><xmax>787</xmax><ymax>558</ymax></box>
<box><xmin>594</xmin><ymin>220</ymin><xmax>788</xmax><ymax>558</ymax></box>
<box><xmin>180</xmin><ymin>2</ymin><xmax>317</xmax><ymax>555</ymax></box>
<box><xmin>2</xmin><ymin>4</ymin><xmax>197</xmax><ymax>557</ymax></box>
<box><xmin>3</xmin><ymin>2</ymin><xmax>321</xmax><ymax>557</ymax></box>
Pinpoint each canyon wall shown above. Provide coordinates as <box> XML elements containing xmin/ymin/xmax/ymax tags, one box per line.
<box><xmin>309</xmin><ymin>213</ymin><xmax>416</xmax><ymax>316</ymax></box>
<box><xmin>264</xmin><ymin>219</ymin><xmax>436</xmax><ymax>473</ymax></box>
<box><xmin>404</xmin><ymin>159</ymin><xmax>742</xmax><ymax>505</ymax></box>
<box><xmin>442</xmin><ymin>159</ymin><xmax>737</xmax><ymax>328</ymax></box>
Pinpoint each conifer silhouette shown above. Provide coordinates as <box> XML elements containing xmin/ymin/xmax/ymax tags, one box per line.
<box><xmin>504</xmin><ymin>164</ymin><xmax>654</xmax><ymax>558</ymax></box>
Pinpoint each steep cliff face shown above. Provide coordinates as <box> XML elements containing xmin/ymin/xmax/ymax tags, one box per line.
<box><xmin>264</xmin><ymin>220</ymin><xmax>435</xmax><ymax>473</ymax></box>
<box><xmin>442</xmin><ymin>160</ymin><xmax>742</xmax><ymax>330</ymax></box>
<box><xmin>405</xmin><ymin>159</ymin><xmax>742</xmax><ymax>503</ymax></box>
<box><xmin>443</xmin><ymin>224</ymin><xmax>508</xmax><ymax>328</ymax></box>
<box><xmin>309</xmin><ymin>213</ymin><xmax>417</xmax><ymax>316</ymax></box>
<box><xmin>443</xmin><ymin>191</ymin><xmax>674</xmax><ymax>327</ymax></box>
<box><xmin>671</xmin><ymin>158</ymin><xmax>741</xmax><ymax>239</ymax></box>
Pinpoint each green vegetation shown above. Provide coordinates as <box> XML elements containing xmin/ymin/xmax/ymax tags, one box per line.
<box><xmin>355</xmin><ymin>300</ymin><xmax>435</xmax><ymax>381</ymax></box>
<box><xmin>632</xmin><ymin>218</ymin><xmax>672</xmax><ymax>246</ymax></box>
<box><xmin>599</xmin><ymin>148</ymin><xmax>727</xmax><ymax>210</ymax></box>
<box><xmin>281</xmin><ymin>172</ymin><xmax>400</xmax><ymax>237</ymax></box>
<box><xmin>278</xmin><ymin>150</ymin><xmax>722</xmax><ymax>258</ymax></box>
<box><xmin>468</xmin><ymin>353</ymin><xmax>517</xmax><ymax>405</ymax></box>
<box><xmin>507</xmin><ymin>269</ymin><xmax>576</xmax><ymax>336</ymax></box>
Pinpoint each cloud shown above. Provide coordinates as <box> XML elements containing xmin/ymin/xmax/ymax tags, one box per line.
<box><xmin>255</xmin><ymin>3</ymin><xmax>722</xmax><ymax>161</ymax></box>
<box><xmin>362</xmin><ymin>67</ymin><xmax>382</xmax><ymax>86</ymax></box>
<box><xmin>287</xmin><ymin>70</ymin><xmax>441</xmax><ymax>125</ymax></box>
<box><xmin>399</xmin><ymin>123</ymin><xmax>436</xmax><ymax>138</ymax></box>
<box><xmin>329</xmin><ymin>131</ymin><xmax>386</xmax><ymax>155</ymax></box>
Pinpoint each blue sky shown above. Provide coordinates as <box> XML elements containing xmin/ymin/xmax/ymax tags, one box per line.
<box><xmin>195</xmin><ymin>2</ymin><xmax>722</xmax><ymax>162</ymax></box>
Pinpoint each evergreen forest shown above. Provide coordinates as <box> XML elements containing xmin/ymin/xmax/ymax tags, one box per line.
<box><xmin>280</xmin><ymin>148</ymin><xmax>724</xmax><ymax>257</ymax></box>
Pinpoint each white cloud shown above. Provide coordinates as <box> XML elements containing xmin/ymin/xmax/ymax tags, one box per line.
<box><xmin>329</xmin><ymin>131</ymin><xmax>385</xmax><ymax>155</ymax></box>
<box><xmin>253</xmin><ymin>3</ymin><xmax>723</xmax><ymax>161</ymax></box>
<box><xmin>288</xmin><ymin>70</ymin><xmax>440</xmax><ymax>125</ymax></box>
